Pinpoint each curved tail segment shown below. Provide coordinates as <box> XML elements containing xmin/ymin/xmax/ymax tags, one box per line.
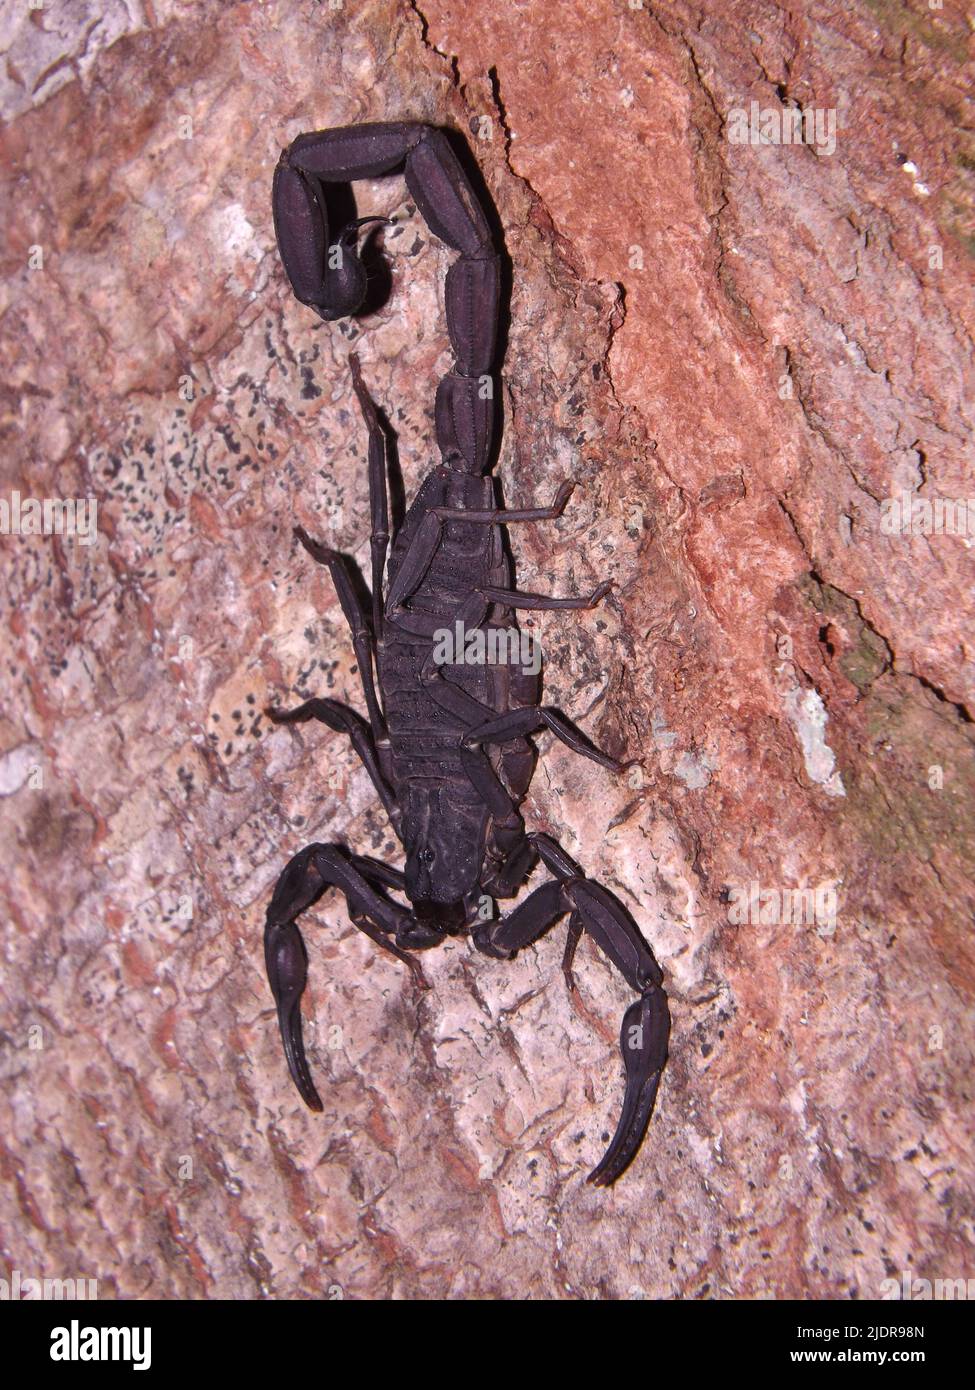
<box><xmin>272</xmin><ymin>122</ymin><xmax>501</xmax><ymax>472</ymax></box>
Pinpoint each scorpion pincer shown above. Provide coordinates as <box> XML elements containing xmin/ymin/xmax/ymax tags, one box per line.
<box><xmin>264</xmin><ymin>122</ymin><xmax>669</xmax><ymax>1185</ymax></box>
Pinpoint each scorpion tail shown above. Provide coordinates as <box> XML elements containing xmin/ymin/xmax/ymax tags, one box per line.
<box><xmin>272</xmin><ymin>157</ymin><xmax>390</xmax><ymax>322</ymax></box>
<box><xmin>264</xmin><ymin>916</ymin><xmax>323</xmax><ymax>1112</ymax></box>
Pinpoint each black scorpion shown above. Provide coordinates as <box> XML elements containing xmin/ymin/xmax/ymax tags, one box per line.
<box><xmin>264</xmin><ymin>122</ymin><xmax>669</xmax><ymax>1185</ymax></box>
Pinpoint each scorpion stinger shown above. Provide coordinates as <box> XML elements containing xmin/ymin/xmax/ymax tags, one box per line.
<box><xmin>264</xmin><ymin>121</ymin><xmax>670</xmax><ymax>1185</ymax></box>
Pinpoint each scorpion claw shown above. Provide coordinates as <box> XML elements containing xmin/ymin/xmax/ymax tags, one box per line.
<box><xmin>588</xmin><ymin>986</ymin><xmax>670</xmax><ymax>1187</ymax></box>
<box><xmin>588</xmin><ymin>580</ymin><xmax>613</xmax><ymax>607</ymax></box>
<box><xmin>471</xmin><ymin>920</ymin><xmax>513</xmax><ymax>960</ymax></box>
<box><xmin>265</xmin><ymin>918</ymin><xmax>324</xmax><ymax>1112</ymax></box>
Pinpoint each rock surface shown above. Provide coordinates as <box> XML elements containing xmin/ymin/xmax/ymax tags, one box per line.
<box><xmin>0</xmin><ymin>0</ymin><xmax>972</xmax><ymax>1299</ymax></box>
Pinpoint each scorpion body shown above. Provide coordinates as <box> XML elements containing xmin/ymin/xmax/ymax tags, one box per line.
<box><xmin>265</xmin><ymin>122</ymin><xmax>669</xmax><ymax>1185</ymax></box>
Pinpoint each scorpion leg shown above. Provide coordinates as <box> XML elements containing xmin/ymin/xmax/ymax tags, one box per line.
<box><xmin>433</xmin><ymin>481</ymin><xmax>576</xmax><ymax>524</ymax></box>
<box><xmin>265</xmin><ymin>842</ymin><xmax>431</xmax><ymax>1111</ymax></box>
<box><xmin>293</xmin><ymin>526</ymin><xmax>387</xmax><ymax>744</ymax></box>
<box><xmin>265</xmin><ymin>697</ymin><xmax>401</xmax><ymax>835</ymax></box>
<box><xmin>348</xmin><ymin>353</ymin><xmax>391</xmax><ymax>639</ymax></box>
<box><xmin>464</xmin><ymin>703</ymin><xmax>635</xmax><ymax>774</ymax></box>
<box><xmin>561</xmin><ymin>913</ymin><xmax>585</xmax><ymax>993</ymax></box>
<box><xmin>385</xmin><ymin>485</ymin><xmax>585</xmax><ymax>615</ymax></box>
<box><xmin>476</xmin><ymin>580</ymin><xmax>613</xmax><ymax>611</ymax></box>
<box><xmin>481</xmin><ymin>833</ymin><xmax>669</xmax><ymax>1186</ymax></box>
<box><xmin>287</xmin><ymin>354</ymin><xmax>391</xmax><ymax>737</ymax></box>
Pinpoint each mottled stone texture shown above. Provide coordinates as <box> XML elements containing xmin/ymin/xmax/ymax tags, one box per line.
<box><xmin>0</xmin><ymin>0</ymin><xmax>972</xmax><ymax>1300</ymax></box>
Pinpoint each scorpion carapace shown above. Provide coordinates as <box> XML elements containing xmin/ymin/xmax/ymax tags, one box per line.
<box><xmin>266</xmin><ymin>121</ymin><xmax>669</xmax><ymax>1186</ymax></box>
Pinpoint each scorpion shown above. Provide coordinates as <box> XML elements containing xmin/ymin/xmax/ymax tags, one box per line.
<box><xmin>265</xmin><ymin>122</ymin><xmax>669</xmax><ymax>1185</ymax></box>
